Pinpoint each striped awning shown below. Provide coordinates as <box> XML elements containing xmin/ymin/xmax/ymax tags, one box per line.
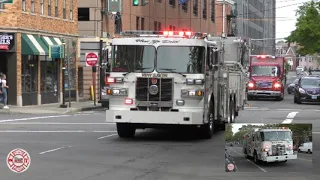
<box><xmin>41</xmin><ymin>36</ymin><xmax>63</xmax><ymax>47</ymax></box>
<box><xmin>21</xmin><ymin>34</ymin><xmax>48</xmax><ymax>55</ymax></box>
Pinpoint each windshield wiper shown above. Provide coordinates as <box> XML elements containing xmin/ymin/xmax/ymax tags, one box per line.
<box><xmin>157</xmin><ymin>68</ymin><xmax>186</xmax><ymax>77</ymax></box>
<box><xmin>122</xmin><ymin>67</ymin><xmax>152</xmax><ymax>76</ymax></box>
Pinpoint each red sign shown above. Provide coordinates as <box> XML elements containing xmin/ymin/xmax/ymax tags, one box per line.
<box><xmin>85</xmin><ymin>52</ymin><xmax>98</xmax><ymax>66</ymax></box>
<box><xmin>0</xmin><ymin>45</ymin><xmax>8</xmax><ymax>50</ymax></box>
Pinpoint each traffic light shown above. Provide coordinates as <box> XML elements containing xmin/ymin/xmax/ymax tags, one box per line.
<box><xmin>133</xmin><ymin>0</ymin><xmax>139</xmax><ymax>6</ymax></box>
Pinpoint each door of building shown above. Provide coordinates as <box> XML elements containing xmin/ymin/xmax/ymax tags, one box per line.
<box><xmin>40</xmin><ymin>58</ymin><xmax>59</xmax><ymax>104</ymax></box>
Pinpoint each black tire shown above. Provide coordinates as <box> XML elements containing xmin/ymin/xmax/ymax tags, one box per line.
<box><xmin>200</xmin><ymin>101</ymin><xmax>214</xmax><ymax>139</ymax></box>
<box><xmin>101</xmin><ymin>101</ymin><xmax>109</xmax><ymax>108</ymax></box>
<box><xmin>308</xmin><ymin>149</ymin><xmax>311</xmax><ymax>154</ymax></box>
<box><xmin>296</xmin><ymin>96</ymin><xmax>302</xmax><ymax>104</ymax></box>
<box><xmin>253</xmin><ymin>152</ymin><xmax>259</xmax><ymax>164</ymax></box>
<box><xmin>247</xmin><ymin>94</ymin><xmax>253</xmax><ymax>101</ymax></box>
<box><xmin>116</xmin><ymin>123</ymin><xmax>136</xmax><ymax>138</ymax></box>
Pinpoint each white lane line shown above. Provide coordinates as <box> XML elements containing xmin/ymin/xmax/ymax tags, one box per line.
<box><xmin>0</xmin><ymin>122</ymin><xmax>116</xmax><ymax>125</ymax></box>
<box><xmin>0</xmin><ymin>115</ymin><xmax>72</xmax><ymax>123</ymax></box>
<box><xmin>282</xmin><ymin>112</ymin><xmax>298</xmax><ymax>124</ymax></box>
<box><xmin>297</xmin><ymin>158</ymin><xmax>312</xmax><ymax>162</ymax></box>
<box><xmin>39</xmin><ymin>146</ymin><xmax>71</xmax><ymax>155</ymax></box>
<box><xmin>97</xmin><ymin>134</ymin><xmax>118</xmax><ymax>139</ymax></box>
<box><xmin>0</xmin><ymin>130</ymin><xmax>117</xmax><ymax>133</ymax></box>
<box><xmin>228</xmin><ymin>148</ymin><xmax>267</xmax><ymax>172</ymax></box>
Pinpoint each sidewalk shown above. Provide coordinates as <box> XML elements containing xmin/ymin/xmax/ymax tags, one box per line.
<box><xmin>0</xmin><ymin>101</ymin><xmax>106</xmax><ymax>114</ymax></box>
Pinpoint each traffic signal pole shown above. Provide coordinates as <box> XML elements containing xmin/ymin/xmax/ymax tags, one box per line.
<box><xmin>99</xmin><ymin>0</ymin><xmax>104</xmax><ymax>105</ymax></box>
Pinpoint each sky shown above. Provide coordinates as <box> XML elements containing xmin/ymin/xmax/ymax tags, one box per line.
<box><xmin>276</xmin><ymin>0</ymin><xmax>312</xmax><ymax>40</ymax></box>
<box><xmin>232</xmin><ymin>123</ymin><xmax>265</xmax><ymax>134</ymax></box>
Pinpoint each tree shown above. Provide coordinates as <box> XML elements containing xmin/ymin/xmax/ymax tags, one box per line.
<box><xmin>286</xmin><ymin>1</ymin><xmax>320</xmax><ymax>55</ymax></box>
<box><xmin>225</xmin><ymin>124</ymin><xmax>233</xmax><ymax>142</ymax></box>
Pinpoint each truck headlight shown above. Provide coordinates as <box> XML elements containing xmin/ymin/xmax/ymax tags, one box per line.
<box><xmin>107</xmin><ymin>88</ymin><xmax>128</xmax><ymax>96</ymax></box>
<box><xmin>186</xmin><ymin>79</ymin><xmax>204</xmax><ymax>85</ymax></box>
<box><xmin>181</xmin><ymin>89</ymin><xmax>203</xmax><ymax>97</ymax></box>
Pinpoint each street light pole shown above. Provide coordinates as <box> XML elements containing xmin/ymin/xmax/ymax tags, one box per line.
<box><xmin>67</xmin><ymin>41</ymin><xmax>71</xmax><ymax>107</ymax></box>
<box><xmin>60</xmin><ymin>41</ymin><xmax>67</xmax><ymax>108</ymax></box>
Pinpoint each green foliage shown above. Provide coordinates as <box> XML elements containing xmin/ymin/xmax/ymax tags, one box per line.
<box><xmin>286</xmin><ymin>1</ymin><xmax>320</xmax><ymax>55</ymax></box>
<box><xmin>285</xmin><ymin>62</ymin><xmax>290</xmax><ymax>74</ymax></box>
<box><xmin>225</xmin><ymin>124</ymin><xmax>233</xmax><ymax>142</ymax></box>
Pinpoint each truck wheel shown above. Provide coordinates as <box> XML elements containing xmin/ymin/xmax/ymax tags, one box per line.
<box><xmin>253</xmin><ymin>152</ymin><xmax>259</xmax><ymax>164</ymax></box>
<box><xmin>294</xmin><ymin>96</ymin><xmax>297</xmax><ymax>103</ymax></box>
<box><xmin>200</xmin><ymin>101</ymin><xmax>214</xmax><ymax>139</ymax></box>
<box><xmin>247</xmin><ymin>95</ymin><xmax>253</xmax><ymax>101</ymax></box>
<box><xmin>116</xmin><ymin>123</ymin><xmax>136</xmax><ymax>138</ymax></box>
<box><xmin>101</xmin><ymin>101</ymin><xmax>109</xmax><ymax>108</ymax></box>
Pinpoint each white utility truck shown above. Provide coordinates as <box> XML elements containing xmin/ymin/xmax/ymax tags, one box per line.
<box><xmin>243</xmin><ymin>127</ymin><xmax>297</xmax><ymax>163</ymax></box>
<box><xmin>105</xmin><ymin>30</ymin><xmax>247</xmax><ymax>139</ymax></box>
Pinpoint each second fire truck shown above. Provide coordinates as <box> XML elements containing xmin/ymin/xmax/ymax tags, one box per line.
<box><xmin>105</xmin><ymin>30</ymin><xmax>247</xmax><ymax>139</ymax></box>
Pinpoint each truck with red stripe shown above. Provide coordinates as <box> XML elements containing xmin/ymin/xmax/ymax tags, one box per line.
<box><xmin>247</xmin><ymin>55</ymin><xmax>285</xmax><ymax>101</ymax></box>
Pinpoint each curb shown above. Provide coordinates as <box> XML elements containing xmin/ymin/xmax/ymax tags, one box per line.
<box><xmin>62</xmin><ymin>106</ymin><xmax>105</xmax><ymax>114</ymax></box>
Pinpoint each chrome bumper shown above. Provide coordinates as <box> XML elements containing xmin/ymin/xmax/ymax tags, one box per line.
<box><xmin>247</xmin><ymin>90</ymin><xmax>281</xmax><ymax>97</ymax></box>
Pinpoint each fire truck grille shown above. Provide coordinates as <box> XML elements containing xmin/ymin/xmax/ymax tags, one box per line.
<box><xmin>271</xmin><ymin>144</ymin><xmax>286</xmax><ymax>155</ymax></box>
<box><xmin>135</xmin><ymin>78</ymin><xmax>173</xmax><ymax>101</ymax></box>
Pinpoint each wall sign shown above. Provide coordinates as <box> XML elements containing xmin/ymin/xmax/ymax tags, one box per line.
<box><xmin>0</xmin><ymin>33</ymin><xmax>14</xmax><ymax>51</ymax></box>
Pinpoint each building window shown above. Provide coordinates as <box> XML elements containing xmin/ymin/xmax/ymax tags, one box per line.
<box><xmin>21</xmin><ymin>55</ymin><xmax>38</xmax><ymax>93</ymax></box>
<box><xmin>169</xmin><ymin>0</ymin><xmax>175</xmax><ymax>7</ymax></box>
<box><xmin>182</xmin><ymin>1</ymin><xmax>188</xmax><ymax>12</ymax></box>
<box><xmin>78</xmin><ymin>8</ymin><xmax>89</xmax><ymax>21</ymax></box>
<box><xmin>55</xmin><ymin>0</ymin><xmax>58</xmax><ymax>17</ymax></box>
<box><xmin>31</xmin><ymin>0</ymin><xmax>35</xmax><ymax>13</ymax></box>
<box><xmin>203</xmin><ymin>0</ymin><xmax>207</xmax><ymax>19</ymax></box>
<box><xmin>70</xmin><ymin>0</ymin><xmax>73</xmax><ymax>20</ymax></box>
<box><xmin>40</xmin><ymin>0</ymin><xmax>44</xmax><ymax>15</ymax></box>
<box><xmin>154</xmin><ymin>21</ymin><xmax>157</xmax><ymax>31</ymax></box>
<box><xmin>193</xmin><ymin>0</ymin><xmax>198</xmax><ymax>16</ymax></box>
<box><xmin>0</xmin><ymin>3</ymin><xmax>5</xmax><ymax>9</ymax></box>
<box><xmin>136</xmin><ymin>16</ymin><xmax>140</xmax><ymax>30</ymax></box>
<box><xmin>40</xmin><ymin>57</ymin><xmax>58</xmax><ymax>93</ymax></box>
<box><xmin>141</xmin><ymin>17</ymin><xmax>145</xmax><ymax>30</ymax></box>
<box><xmin>48</xmin><ymin>0</ymin><xmax>51</xmax><ymax>16</ymax></box>
<box><xmin>22</xmin><ymin>0</ymin><xmax>26</xmax><ymax>11</ymax></box>
<box><xmin>158</xmin><ymin>22</ymin><xmax>161</xmax><ymax>31</ymax></box>
<box><xmin>63</xmin><ymin>0</ymin><xmax>66</xmax><ymax>18</ymax></box>
<box><xmin>211</xmin><ymin>0</ymin><xmax>215</xmax><ymax>22</ymax></box>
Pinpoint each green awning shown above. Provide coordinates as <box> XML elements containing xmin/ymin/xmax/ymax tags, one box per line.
<box><xmin>21</xmin><ymin>34</ymin><xmax>48</xmax><ymax>55</ymax></box>
<box><xmin>41</xmin><ymin>36</ymin><xmax>63</xmax><ymax>47</ymax></box>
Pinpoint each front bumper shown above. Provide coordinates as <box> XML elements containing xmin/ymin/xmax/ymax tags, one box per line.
<box><xmin>299</xmin><ymin>93</ymin><xmax>320</xmax><ymax>102</ymax></box>
<box><xmin>262</xmin><ymin>154</ymin><xmax>297</xmax><ymax>162</ymax></box>
<box><xmin>247</xmin><ymin>90</ymin><xmax>281</xmax><ymax>97</ymax></box>
<box><xmin>106</xmin><ymin>110</ymin><xmax>203</xmax><ymax>125</ymax></box>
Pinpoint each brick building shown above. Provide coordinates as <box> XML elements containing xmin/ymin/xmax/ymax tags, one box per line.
<box><xmin>78</xmin><ymin>0</ymin><xmax>234</xmax><ymax>101</ymax></box>
<box><xmin>0</xmin><ymin>0</ymin><xmax>78</xmax><ymax>106</ymax></box>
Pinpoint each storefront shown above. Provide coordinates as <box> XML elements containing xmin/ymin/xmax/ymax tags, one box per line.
<box><xmin>0</xmin><ymin>32</ymin><xmax>17</xmax><ymax>105</ymax></box>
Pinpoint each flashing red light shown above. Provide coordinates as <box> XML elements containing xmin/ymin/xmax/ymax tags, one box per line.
<box><xmin>265</xmin><ymin>145</ymin><xmax>269</xmax><ymax>148</ymax></box>
<box><xmin>124</xmin><ymin>98</ymin><xmax>133</xmax><ymax>105</ymax></box>
<box><xmin>106</xmin><ymin>77</ymin><xmax>115</xmax><ymax>84</ymax></box>
<box><xmin>288</xmin><ymin>145</ymin><xmax>293</xmax><ymax>150</ymax></box>
<box><xmin>282</xmin><ymin>127</ymin><xmax>286</xmax><ymax>129</ymax></box>
<box><xmin>179</xmin><ymin>31</ymin><xmax>184</xmax><ymax>36</ymax></box>
<box><xmin>168</xmin><ymin>31</ymin><xmax>174</xmax><ymax>35</ymax></box>
<box><xmin>185</xmin><ymin>31</ymin><xmax>192</xmax><ymax>36</ymax></box>
<box><xmin>163</xmin><ymin>31</ymin><xmax>169</xmax><ymax>36</ymax></box>
<box><xmin>257</xmin><ymin>55</ymin><xmax>266</xmax><ymax>59</ymax></box>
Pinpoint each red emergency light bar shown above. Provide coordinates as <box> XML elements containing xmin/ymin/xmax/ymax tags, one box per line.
<box><xmin>120</xmin><ymin>30</ymin><xmax>207</xmax><ymax>38</ymax></box>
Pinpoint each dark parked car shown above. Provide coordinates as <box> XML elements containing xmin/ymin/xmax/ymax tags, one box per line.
<box><xmin>225</xmin><ymin>148</ymin><xmax>237</xmax><ymax>172</ymax></box>
<box><xmin>294</xmin><ymin>76</ymin><xmax>320</xmax><ymax>104</ymax></box>
<box><xmin>287</xmin><ymin>79</ymin><xmax>299</xmax><ymax>94</ymax></box>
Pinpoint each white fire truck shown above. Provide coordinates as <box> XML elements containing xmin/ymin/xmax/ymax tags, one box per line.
<box><xmin>105</xmin><ymin>30</ymin><xmax>247</xmax><ymax>139</ymax></box>
<box><xmin>242</xmin><ymin>127</ymin><xmax>297</xmax><ymax>163</ymax></box>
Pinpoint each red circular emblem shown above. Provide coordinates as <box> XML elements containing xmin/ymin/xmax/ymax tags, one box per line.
<box><xmin>151</xmin><ymin>78</ymin><xmax>158</xmax><ymax>84</ymax></box>
<box><xmin>227</xmin><ymin>163</ymin><xmax>235</xmax><ymax>171</ymax></box>
<box><xmin>7</xmin><ymin>148</ymin><xmax>31</xmax><ymax>173</ymax></box>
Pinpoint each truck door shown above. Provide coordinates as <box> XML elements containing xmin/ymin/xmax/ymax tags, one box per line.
<box><xmin>207</xmin><ymin>45</ymin><xmax>218</xmax><ymax>119</ymax></box>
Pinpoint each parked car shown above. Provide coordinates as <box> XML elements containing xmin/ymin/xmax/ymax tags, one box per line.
<box><xmin>298</xmin><ymin>142</ymin><xmax>312</xmax><ymax>153</ymax></box>
<box><xmin>287</xmin><ymin>79</ymin><xmax>299</xmax><ymax>94</ymax></box>
<box><xmin>294</xmin><ymin>76</ymin><xmax>320</xmax><ymax>104</ymax></box>
<box><xmin>309</xmin><ymin>69</ymin><xmax>320</xmax><ymax>76</ymax></box>
<box><xmin>225</xmin><ymin>148</ymin><xmax>237</xmax><ymax>172</ymax></box>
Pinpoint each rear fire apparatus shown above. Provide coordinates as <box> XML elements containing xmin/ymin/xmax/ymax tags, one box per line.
<box><xmin>243</xmin><ymin>127</ymin><xmax>297</xmax><ymax>164</ymax></box>
<box><xmin>105</xmin><ymin>30</ymin><xmax>247</xmax><ymax>139</ymax></box>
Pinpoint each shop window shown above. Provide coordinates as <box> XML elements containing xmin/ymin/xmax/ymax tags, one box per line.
<box><xmin>211</xmin><ymin>0</ymin><xmax>215</xmax><ymax>22</ymax></box>
<box><xmin>182</xmin><ymin>1</ymin><xmax>188</xmax><ymax>12</ymax></box>
<box><xmin>203</xmin><ymin>0</ymin><xmax>207</xmax><ymax>19</ymax></box>
<box><xmin>78</xmin><ymin>8</ymin><xmax>89</xmax><ymax>21</ymax></box>
<box><xmin>31</xmin><ymin>0</ymin><xmax>35</xmax><ymax>13</ymax></box>
<box><xmin>21</xmin><ymin>55</ymin><xmax>38</xmax><ymax>93</ymax></box>
<box><xmin>55</xmin><ymin>0</ymin><xmax>58</xmax><ymax>17</ymax></box>
<box><xmin>48</xmin><ymin>0</ymin><xmax>51</xmax><ymax>16</ymax></box>
<box><xmin>136</xmin><ymin>16</ymin><xmax>140</xmax><ymax>30</ymax></box>
<box><xmin>40</xmin><ymin>56</ymin><xmax>58</xmax><ymax>92</ymax></box>
<box><xmin>70</xmin><ymin>0</ymin><xmax>73</xmax><ymax>20</ymax></box>
<box><xmin>40</xmin><ymin>0</ymin><xmax>44</xmax><ymax>15</ymax></box>
<box><xmin>141</xmin><ymin>17</ymin><xmax>145</xmax><ymax>30</ymax></box>
<box><xmin>193</xmin><ymin>0</ymin><xmax>198</xmax><ymax>16</ymax></box>
<box><xmin>63</xmin><ymin>0</ymin><xmax>66</xmax><ymax>19</ymax></box>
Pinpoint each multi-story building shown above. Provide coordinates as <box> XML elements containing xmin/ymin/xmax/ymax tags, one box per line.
<box><xmin>78</xmin><ymin>0</ymin><xmax>234</xmax><ymax>101</ymax></box>
<box><xmin>233</xmin><ymin>0</ymin><xmax>276</xmax><ymax>55</ymax></box>
<box><xmin>0</xmin><ymin>0</ymin><xmax>78</xmax><ymax>106</ymax></box>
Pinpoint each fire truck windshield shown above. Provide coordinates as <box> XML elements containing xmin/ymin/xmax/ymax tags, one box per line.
<box><xmin>110</xmin><ymin>45</ymin><xmax>155</xmax><ymax>73</ymax></box>
<box><xmin>156</xmin><ymin>46</ymin><xmax>205</xmax><ymax>73</ymax></box>
<box><xmin>260</xmin><ymin>131</ymin><xmax>292</xmax><ymax>141</ymax></box>
<box><xmin>251</xmin><ymin>66</ymin><xmax>280</xmax><ymax>77</ymax></box>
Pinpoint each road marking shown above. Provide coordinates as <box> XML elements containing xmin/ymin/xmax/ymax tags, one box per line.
<box><xmin>228</xmin><ymin>148</ymin><xmax>267</xmax><ymax>172</ymax></box>
<box><xmin>0</xmin><ymin>115</ymin><xmax>72</xmax><ymax>123</ymax></box>
<box><xmin>0</xmin><ymin>130</ymin><xmax>117</xmax><ymax>133</ymax></box>
<box><xmin>39</xmin><ymin>146</ymin><xmax>72</xmax><ymax>155</ymax></box>
<box><xmin>0</xmin><ymin>122</ymin><xmax>116</xmax><ymax>125</ymax></box>
<box><xmin>312</xmin><ymin>132</ymin><xmax>320</xmax><ymax>134</ymax></box>
<box><xmin>97</xmin><ymin>134</ymin><xmax>118</xmax><ymax>139</ymax></box>
<box><xmin>297</xmin><ymin>158</ymin><xmax>312</xmax><ymax>162</ymax></box>
<box><xmin>282</xmin><ymin>112</ymin><xmax>298</xmax><ymax>124</ymax></box>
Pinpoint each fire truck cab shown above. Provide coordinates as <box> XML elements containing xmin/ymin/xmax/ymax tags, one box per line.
<box><xmin>243</xmin><ymin>127</ymin><xmax>297</xmax><ymax>164</ymax></box>
<box><xmin>105</xmin><ymin>30</ymin><xmax>247</xmax><ymax>139</ymax></box>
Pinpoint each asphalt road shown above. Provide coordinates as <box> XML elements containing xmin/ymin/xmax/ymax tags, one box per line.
<box><xmin>226</xmin><ymin>145</ymin><xmax>312</xmax><ymax>173</ymax></box>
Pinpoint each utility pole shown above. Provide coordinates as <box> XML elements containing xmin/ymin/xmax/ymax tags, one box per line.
<box><xmin>99</xmin><ymin>0</ymin><xmax>104</xmax><ymax>106</ymax></box>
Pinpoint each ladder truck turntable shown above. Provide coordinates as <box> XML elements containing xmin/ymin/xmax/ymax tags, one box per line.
<box><xmin>105</xmin><ymin>30</ymin><xmax>247</xmax><ymax>139</ymax></box>
<box><xmin>242</xmin><ymin>127</ymin><xmax>297</xmax><ymax>164</ymax></box>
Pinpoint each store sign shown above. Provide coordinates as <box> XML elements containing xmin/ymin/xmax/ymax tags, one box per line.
<box><xmin>0</xmin><ymin>33</ymin><xmax>14</xmax><ymax>51</ymax></box>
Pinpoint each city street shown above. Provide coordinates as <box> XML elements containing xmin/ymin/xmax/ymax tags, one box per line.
<box><xmin>226</xmin><ymin>144</ymin><xmax>312</xmax><ymax>173</ymax></box>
